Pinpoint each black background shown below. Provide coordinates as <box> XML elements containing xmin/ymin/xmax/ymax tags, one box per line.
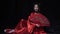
<box><xmin>1</xmin><ymin>0</ymin><xmax>60</xmax><ymax>34</ymax></box>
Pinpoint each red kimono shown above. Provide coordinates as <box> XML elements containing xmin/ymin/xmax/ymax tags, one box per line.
<box><xmin>27</xmin><ymin>12</ymin><xmax>50</xmax><ymax>34</ymax></box>
<box><xmin>4</xmin><ymin>12</ymin><xmax>50</xmax><ymax>34</ymax></box>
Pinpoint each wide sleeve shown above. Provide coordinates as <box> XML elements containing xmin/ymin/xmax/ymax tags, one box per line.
<box><xmin>15</xmin><ymin>19</ymin><xmax>27</xmax><ymax>29</ymax></box>
<box><xmin>39</xmin><ymin>14</ymin><xmax>50</xmax><ymax>27</ymax></box>
<box><xmin>13</xmin><ymin>19</ymin><xmax>27</xmax><ymax>34</ymax></box>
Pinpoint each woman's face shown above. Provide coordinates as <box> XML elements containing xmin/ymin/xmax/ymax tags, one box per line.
<box><xmin>34</xmin><ymin>4</ymin><xmax>39</xmax><ymax>11</ymax></box>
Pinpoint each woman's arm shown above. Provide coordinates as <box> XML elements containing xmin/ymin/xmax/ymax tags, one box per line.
<box><xmin>15</xmin><ymin>27</ymin><xmax>26</xmax><ymax>33</ymax></box>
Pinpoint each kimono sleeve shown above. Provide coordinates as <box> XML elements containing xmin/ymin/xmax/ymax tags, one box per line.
<box><xmin>39</xmin><ymin>14</ymin><xmax>50</xmax><ymax>26</ymax></box>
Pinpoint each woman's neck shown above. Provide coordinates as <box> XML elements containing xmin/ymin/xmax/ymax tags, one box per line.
<box><xmin>35</xmin><ymin>11</ymin><xmax>39</xmax><ymax>13</ymax></box>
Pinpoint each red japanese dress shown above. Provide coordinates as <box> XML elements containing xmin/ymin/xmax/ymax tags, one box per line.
<box><xmin>4</xmin><ymin>19</ymin><xmax>29</xmax><ymax>34</ymax></box>
<box><xmin>27</xmin><ymin>12</ymin><xmax>50</xmax><ymax>34</ymax></box>
<box><xmin>4</xmin><ymin>12</ymin><xmax>50</xmax><ymax>34</ymax></box>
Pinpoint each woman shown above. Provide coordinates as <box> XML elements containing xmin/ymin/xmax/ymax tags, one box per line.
<box><xmin>4</xmin><ymin>3</ymin><xmax>50</xmax><ymax>34</ymax></box>
<box><xmin>27</xmin><ymin>4</ymin><xmax>50</xmax><ymax>34</ymax></box>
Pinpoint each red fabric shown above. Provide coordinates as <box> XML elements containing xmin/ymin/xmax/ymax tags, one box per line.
<box><xmin>28</xmin><ymin>12</ymin><xmax>50</xmax><ymax>26</ymax></box>
<box><xmin>5</xmin><ymin>12</ymin><xmax>50</xmax><ymax>34</ymax></box>
<box><xmin>26</xmin><ymin>12</ymin><xmax>50</xmax><ymax>34</ymax></box>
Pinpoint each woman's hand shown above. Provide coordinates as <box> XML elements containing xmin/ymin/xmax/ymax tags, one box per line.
<box><xmin>35</xmin><ymin>24</ymin><xmax>40</xmax><ymax>27</ymax></box>
<box><xmin>31</xmin><ymin>22</ymin><xmax>40</xmax><ymax>28</ymax></box>
<box><xmin>31</xmin><ymin>22</ymin><xmax>40</xmax><ymax>27</ymax></box>
<box><xmin>4</xmin><ymin>29</ymin><xmax>15</xmax><ymax>33</ymax></box>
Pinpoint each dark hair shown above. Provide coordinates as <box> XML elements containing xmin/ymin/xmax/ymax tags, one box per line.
<box><xmin>33</xmin><ymin>2</ymin><xmax>40</xmax><ymax>6</ymax></box>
